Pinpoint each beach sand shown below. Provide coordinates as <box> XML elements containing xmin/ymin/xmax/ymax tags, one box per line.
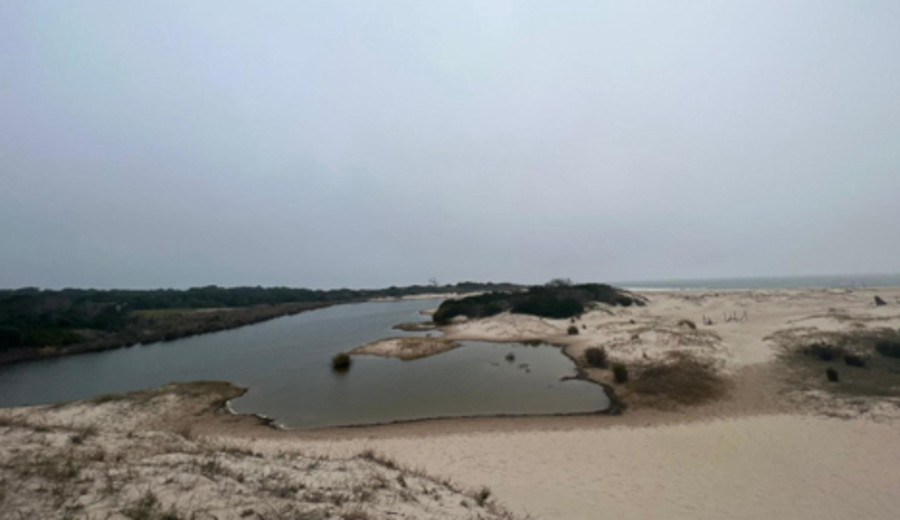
<box><xmin>245</xmin><ymin>287</ymin><xmax>900</xmax><ymax>519</ymax></box>
<box><xmin>351</xmin><ymin>336</ymin><xmax>458</xmax><ymax>360</ymax></box>
<box><xmin>3</xmin><ymin>287</ymin><xmax>900</xmax><ymax>519</ymax></box>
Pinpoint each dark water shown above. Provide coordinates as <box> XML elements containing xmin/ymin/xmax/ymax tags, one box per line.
<box><xmin>0</xmin><ymin>299</ymin><xmax>607</xmax><ymax>428</ymax></box>
<box><xmin>619</xmin><ymin>273</ymin><xmax>900</xmax><ymax>291</ymax></box>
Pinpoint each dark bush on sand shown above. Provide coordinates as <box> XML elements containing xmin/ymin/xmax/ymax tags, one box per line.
<box><xmin>432</xmin><ymin>284</ymin><xmax>645</xmax><ymax>325</ymax></box>
<box><xmin>804</xmin><ymin>343</ymin><xmax>842</xmax><ymax>361</ymax></box>
<box><xmin>875</xmin><ymin>340</ymin><xmax>900</xmax><ymax>359</ymax></box>
<box><xmin>844</xmin><ymin>354</ymin><xmax>866</xmax><ymax>367</ymax></box>
<box><xmin>612</xmin><ymin>362</ymin><xmax>629</xmax><ymax>384</ymax></box>
<box><xmin>631</xmin><ymin>355</ymin><xmax>727</xmax><ymax>405</ymax></box>
<box><xmin>826</xmin><ymin>367</ymin><xmax>839</xmax><ymax>382</ymax></box>
<box><xmin>567</xmin><ymin>325</ymin><xmax>579</xmax><ymax>335</ymax></box>
<box><xmin>584</xmin><ymin>347</ymin><xmax>608</xmax><ymax>369</ymax></box>
<box><xmin>677</xmin><ymin>319</ymin><xmax>697</xmax><ymax>330</ymax></box>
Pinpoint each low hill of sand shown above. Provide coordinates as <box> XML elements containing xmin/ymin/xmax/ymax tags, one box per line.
<box><xmin>0</xmin><ymin>383</ymin><xmax>519</xmax><ymax>520</ymax></box>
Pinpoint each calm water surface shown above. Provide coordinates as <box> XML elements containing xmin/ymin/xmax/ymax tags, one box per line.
<box><xmin>0</xmin><ymin>299</ymin><xmax>608</xmax><ymax>428</ymax></box>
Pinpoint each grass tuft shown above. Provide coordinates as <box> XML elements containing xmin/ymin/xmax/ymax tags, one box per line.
<box><xmin>843</xmin><ymin>354</ymin><xmax>866</xmax><ymax>367</ymax></box>
<box><xmin>804</xmin><ymin>343</ymin><xmax>842</xmax><ymax>361</ymax></box>
<box><xmin>875</xmin><ymin>340</ymin><xmax>900</xmax><ymax>358</ymax></box>
<box><xmin>677</xmin><ymin>319</ymin><xmax>697</xmax><ymax>330</ymax></box>
<box><xmin>475</xmin><ymin>487</ymin><xmax>491</xmax><ymax>507</ymax></box>
<box><xmin>612</xmin><ymin>362</ymin><xmax>629</xmax><ymax>384</ymax></box>
<box><xmin>630</xmin><ymin>355</ymin><xmax>727</xmax><ymax>405</ymax></box>
<box><xmin>583</xmin><ymin>347</ymin><xmax>608</xmax><ymax>369</ymax></box>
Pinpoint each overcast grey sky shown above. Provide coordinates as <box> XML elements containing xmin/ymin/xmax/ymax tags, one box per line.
<box><xmin>2</xmin><ymin>1</ymin><xmax>899</xmax><ymax>289</ymax></box>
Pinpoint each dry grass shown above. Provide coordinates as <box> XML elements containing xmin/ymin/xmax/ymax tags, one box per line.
<box><xmin>1</xmin><ymin>383</ymin><xmax>526</xmax><ymax>520</ymax></box>
<box><xmin>583</xmin><ymin>347</ymin><xmax>608</xmax><ymax>369</ymax></box>
<box><xmin>629</xmin><ymin>354</ymin><xmax>728</xmax><ymax>407</ymax></box>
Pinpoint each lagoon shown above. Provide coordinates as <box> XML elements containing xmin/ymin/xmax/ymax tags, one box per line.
<box><xmin>0</xmin><ymin>299</ymin><xmax>608</xmax><ymax>428</ymax></box>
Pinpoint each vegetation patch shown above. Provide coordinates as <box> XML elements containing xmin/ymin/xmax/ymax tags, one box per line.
<box><xmin>121</xmin><ymin>490</ymin><xmax>181</xmax><ymax>520</ymax></box>
<box><xmin>771</xmin><ymin>327</ymin><xmax>900</xmax><ymax>400</ymax></box>
<box><xmin>583</xmin><ymin>347</ymin><xmax>608</xmax><ymax>369</ymax></box>
<box><xmin>629</xmin><ymin>355</ymin><xmax>726</xmax><ymax>406</ymax></box>
<box><xmin>612</xmin><ymin>362</ymin><xmax>629</xmax><ymax>384</ymax></box>
<box><xmin>677</xmin><ymin>319</ymin><xmax>697</xmax><ymax>330</ymax></box>
<box><xmin>432</xmin><ymin>283</ymin><xmax>646</xmax><ymax>325</ymax></box>
<box><xmin>875</xmin><ymin>339</ymin><xmax>900</xmax><ymax>359</ymax></box>
<box><xmin>804</xmin><ymin>342</ymin><xmax>843</xmax><ymax>361</ymax></box>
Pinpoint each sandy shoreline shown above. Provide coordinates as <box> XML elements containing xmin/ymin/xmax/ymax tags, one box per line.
<box><xmin>3</xmin><ymin>287</ymin><xmax>900</xmax><ymax>519</ymax></box>
<box><xmin>207</xmin><ymin>286</ymin><xmax>900</xmax><ymax>519</ymax></box>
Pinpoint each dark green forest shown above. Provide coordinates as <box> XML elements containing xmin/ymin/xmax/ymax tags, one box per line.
<box><xmin>432</xmin><ymin>283</ymin><xmax>645</xmax><ymax>325</ymax></box>
<box><xmin>0</xmin><ymin>282</ymin><xmax>520</xmax><ymax>362</ymax></box>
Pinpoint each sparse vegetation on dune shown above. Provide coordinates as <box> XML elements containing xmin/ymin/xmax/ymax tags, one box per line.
<box><xmin>432</xmin><ymin>283</ymin><xmax>646</xmax><ymax>325</ymax></box>
<box><xmin>584</xmin><ymin>347</ymin><xmax>608</xmax><ymax>369</ymax></box>
<box><xmin>0</xmin><ymin>383</ymin><xmax>524</xmax><ymax>520</ymax></box>
<box><xmin>768</xmin><ymin>327</ymin><xmax>900</xmax><ymax>404</ymax></box>
<box><xmin>629</xmin><ymin>355</ymin><xmax>727</xmax><ymax>406</ymax></box>
<box><xmin>677</xmin><ymin>319</ymin><xmax>697</xmax><ymax>330</ymax></box>
<box><xmin>875</xmin><ymin>339</ymin><xmax>900</xmax><ymax>358</ymax></box>
<box><xmin>612</xmin><ymin>362</ymin><xmax>629</xmax><ymax>384</ymax></box>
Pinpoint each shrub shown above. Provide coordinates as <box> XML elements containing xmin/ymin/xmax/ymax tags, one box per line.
<box><xmin>475</xmin><ymin>487</ymin><xmax>491</xmax><ymax>507</ymax></box>
<box><xmin>567</xmin><ymin>325</ymin><xmax>579</xmax><ymax>335</ymax></box>
<box><xmin>804</xmin><ymin>343</ymin><xmax>841</xmax><ymax>361</ymax></box>
<box><xmin>631</xmin><ymin>356</ymin><xmax>726</xmax><ymax>405</ymax></box>
<box><xmin>874</xmin><ymin>295</ymin><xmax>887</xmax><ymax>306</ymax></box>
<box><xmin>844</xmin><ymin>354</ymin><xmax>866</xmax><ymax>367</ymax></box>
<box><xmin>677</xmin><ymin>319</ymin><xmax>696</xmax><ymax>330</ymax></box>
<box><xmin>513</xmin><ymin>294</ymin><xmax>584</xmax><ymax>320</ymax></box>
<box><xmin>875</xmin><ymin>340</ymin><xmax>900</xmax><ymax>359</ymax></box>
<box><xmin>432</xmin><ymin>283</ymin><xmax>644</xmax><ymax>324</ymax></box>
<box><xmin>616</xmin><ymin>296</ymin><xmax>634</xmax><ymax>307</ymax></box>
<box><xmin>584</xmin><ymin>347</ymin><xmax>608</xmax><ymax>368</ymax></box>
<box><xmin>826</xmin><ymin>367</ymin><xmax>839</xmax><ymax>382</ymax></box>
<box><xmin>612</xmin><ymin>362</ymin><xmax>629</xmax><ymax>383</ymax></box>
<box><xmin>331</xmin><ymin>352</ymin><xmax>352</xmax><ymax>371</ymax></box>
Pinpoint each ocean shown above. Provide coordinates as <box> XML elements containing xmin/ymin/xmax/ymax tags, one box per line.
<box><xmin>617</xmin><ymin>273</ymin><xmax>900</xmax><ymax>291</ymax></box>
